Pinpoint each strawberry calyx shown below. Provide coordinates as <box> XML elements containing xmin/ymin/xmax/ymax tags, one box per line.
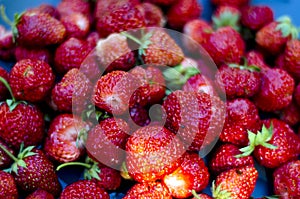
<box><xmin>212</xmin><ymin>181</ymin><xmax>232</xmax><ymax>199</ymax></box>
<box><xmin>191</xmin><ymin>190</ymin><xmax>206</xmax><ymax>199</ymax></box>
<box><xmin>235</xmin><ymin>124</ymin><xmax>277</xmax><ymax>158</ymax></box>
<box><xmin>212</xmin><ymin>10</ymin><xmax>241</xmax><ymax>31</ymax></box>
<box><xmin>0</xmin><ymin>5</ymin><xmax>22</xmax><ymax>42</ymax></box>
<box><xmin>276</xmin><ymin>16</ymin><xmax>299</xmax><ymax>39</ymax></box>
<box><xmin>228</xmin><ymin>58</ymin><xmax>261</xmax><ymax>72</ymax></box>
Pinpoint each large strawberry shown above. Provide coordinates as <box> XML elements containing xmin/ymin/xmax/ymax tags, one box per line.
<box><xmin>26</xmin><ymin>189</ymin><xmax>54</xmax><ymax>199</ymax></box>
<box><xmin>0</xmin><ymin>66</ymin><xmax>9</xmax><ymax>101</ymax></box>
<box><xmin>0</xmin><ymin>170</ymin><xmax>18</xmax><ymax>199</ymax></box>
<box><xmin>162</xmin><ymin>153</ymin><xmax>210</xmax><ymax>198</ymax></box>
<box><xmin>212</xmin><ymin>165</ymin><xmax>258</xmax><ymax>199</ymax></box>
<box><xmin>9</xmin><ymin>59</ymin><xmax>55</xmax><ymax>103</ymax></box>
<box><xmin>283</xmin><ymin>39</ymin><xmax>300</xmax><ymax>79</ymax></box>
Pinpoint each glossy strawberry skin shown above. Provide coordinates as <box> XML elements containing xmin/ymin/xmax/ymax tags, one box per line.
<box><xmin>137</xmin><ymin>3</ymin><xmax>165</xmax><ymax>27</ymax></box>
<box><xmin>241</xmin><ymin>5</ymin><xmax>274</xmax><ymax>30</ymax></box>
<box><xmin>0</xmin><ymin>170</ymin><xmax>18</xmax><ymax>199</ymax></box>
<box><xmin>60</xmin><ymin>12</ymin><xmax>90</xmax><ymax>39</ymax></box>
<box><xmin>127</xmin><ymin>104</ymin><xmax>151</xmax><ymax>130</ymax></box>
<box><xmin>28</xmin><ymin>4</ymin><xmax>60</xmax><ymax>19</ymax></box>
<box><xmin>284</xmin><ymin>39</ymin><xmax>300</xmax><ymax>79</ymax></box>
<box><xmin>163</xmin><ymin>153</ymin><xmax>210</xmax><ymax>198</ymax></box>
<box><xmin>279</xmin><ymin>100</ymin><xmax>300</xmax><ymax>127</ymax></box>
<box><xmin>182</xmin><ymin>73</ymin><xmax>216</xmax><ymax>97</ymax></box>
<box><xmin>59</xmin><ymin>180</ymin><xmax>109</xmax><ymax>199</ymax></box>
<box><xmin>0</xmin><ymin>66</ymin><xmax>9</xmax><ymax>101</ymax></box>
<box><xmin>9</xmin><ymin>59</ymin><xmax>55</xmax><ymax>103</ymax></box>
<box><xmin>92</xmin><ymin>166</ymin><xmax>122</xmax><ymax>191</ymax></box>
<box><xmin>0</xmin><ymin>103</ymin><xmax>44</xmax><ymax>149</ymax></box>
<box><xmin>25</xmin><ymin>189</ymin><xmax>54</xmax><ymax>199</ymax></box>
<box><xmin>57</xmin><ymin>0</ymin><xmax>92</xmax><ymax>22</ymax></box>
<box><xmin>14</xmin><ymin>46</ymin><xmax>52</xmax><ymax>64</ymax></box>
<box><xmin>245</xmin><ymin>50</ymin><xmax>270</xmax><ymax>70</ymax></box>
<box><xmin>254</xmin><ymin>119</ymin><xmax>300</xmax><ymax>168</ymax></box>
<box><xmin>273</xmin><ymin>160</ymin><xmax>300</xmax><ymax>198</ymax></box>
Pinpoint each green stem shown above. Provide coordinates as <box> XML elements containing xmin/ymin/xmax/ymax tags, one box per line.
<box><xmin>191</xmin><ymin>190</ymin><xmax>201</xmax><ymax>199</ymax></box>
<box><xmin>121</xmin><ymin>32</ymin><xmax>142</xmax><ymax>45</ymax></box>
<box><xmin>0</xmin><ymin>5</ymin><xmax>13</xmax><ymax>26</ymax></box>
<box><xmin>0</xmin><ymin>144</ymin><xmax>18</xmax><ymax>162</ymax></box>
<box><xmin>0</xmin><ymin>76</ymin><xmax>15</xmax><ymax>102</ymax></box>
<box><xmin>56</xmin><ymin>162</ymin><xmax>92</xmax><ymax>171</ymax></box>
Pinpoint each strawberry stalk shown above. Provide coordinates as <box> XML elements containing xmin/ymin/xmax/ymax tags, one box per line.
<box><xmin>212</xmin><ymin>10</ymin><xmax>240</xmax><ymax>31</ymax></box>
<box><xmin>191</xmin><ymin>190</ymin><xmax>205</xmax><ymax>199</ymax></box>
<box><xmin>211</xmin><ymin>181</ymin><xmax>232</xmax><ymax>199</ymax></box>
<box><xmin>228</xmin><ymin>58</ymin><xmax>261</xmax><ymax>72</ymax></box>
<box><xmin>276</xmin><ymin>16</ymin><xmax>299</xmax><ymax>39</ymax></box>
<box><xmin>120</xmin><ymin>161</ymin><xmax>133</xmax><ymax>180</ymax></box>
<box><xmin>0</xmin><ymin>5</ymin><xmax>21</xmax><ymax>42</ymax></box>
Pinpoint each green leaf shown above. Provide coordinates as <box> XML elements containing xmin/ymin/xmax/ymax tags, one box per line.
<box><xmin>262</xmin><ymin>143</ymin><xmax>278</xmax><ymax>150</ymax></box>
<box><xmin>17</xmin><ymin>159</ymin><xmax>26</xmax><ymax>168</ymax></box>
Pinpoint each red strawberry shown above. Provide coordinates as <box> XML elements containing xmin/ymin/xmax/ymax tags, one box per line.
<box><xmin>209</xmin><ymin>144</ymin><xmax>254</xmax><ymax>175</ymax></box>
<box><xmin>256</xmin><ymin>16</ymin><xmax>298</xmax><ymax>55</ymax></box>
<box><xmin>0</xmin><ymin>139</ymin><xmax>15</xmax><ymax>169</ymax></box>
<box><xmin>57</xmin><ymin>0</ymin><xmax>92</xmax><ymax>22</ymax></box>
<box><xmin>162</xmin><ymin>90</ymin><xmax>225</xmax><ymax>152</ymax></box>
<box><xmin>0</xmin><ymin>170</ymin><xmax>18</xmax><ymax>199</ymax></box>
<box><xmin>14</xmin><ymin>46</ymin><xmax>52</xmax><ymax>64</ymax></box>
<box><xmin>126</xmin><ymin>125</ymin><xmax>185</xmax><ymax>182</ymax></box>
<box><xmin>192</xmin><ymin>192</ymin><xmax>213</xmax><ymax>199</ymax></box>
<box><xmin>279</xmin><ymin>100</ymin><xmax>300</xmax><ymax>127</ymax></box>
<box><xmin>241</xmin><ymin>5</ymin><xmax>274</xmax><ymax>31</ymax></box>
<box><xmin>9</xmin><ymin>59</ymin><xmax>55</xmax><ymax>102</ymax></box>
<box><xmin>182</xmin><ymin>73</ymin><xmax>216</xmax><ymax>97</ymax></box>
<box><xmin>253</xmin><ymin>68</ymin><xmax>294</xmax><ymax>112</ymax></box>
<box><xmin>273</xmin><ymin>160</ymin><xmax>300</xmax><ymax>198</ymax></box>
<box><xmin>86</xmin><ymin>31</ymin><xmax>100</xmax><ymax>49</ymax></box>
<box><xmin>0</xmin><ymin>66</ymin><xmax>9</xmax><ymax>101</ymax></box>
<box><xmin>167</xmin><ymin>0</ymin><xmax>202</xmax><ymax>30</ymax></box>
<box><xmin>144</xmin><ymin>0</ymin><xmax>176</xmax><ymax>6</ymax></box>
<box><xmin>212</xmin><ymin>6</ymin><xmax>241</xmax><ymax>31</ymax></box>
<box><xmin>212</xmin><ymin>165</ymin><xmax>258</xmax><ymax>199</ymax></box>
<box><xmin>245</xmin><ymin>50</ymin><xmax>270</xmax><ymax>70</ymax></box>
<box><xmin>28</xmin><ymin>4</ymin><xmax>60</xmax><ymax>19</ymax></box>
<box><xmin>294</xmin><ymin>83</ymin><xmax>300</xmax><ymax>107</ymax></box>
<box><xmin>215</xmin><ymin>63</ymin><xmax>261</xmax><ymax>99</ymax></box>
<box><xmin>54</xmin><ymin>37</ymin><xmax>92</xmax><ymax>74</ymax></box>
<box><xmin>51</xmin><ymin>68</ymin><xmax>93</xmax><ymax>113</ymax></box>
<box><xmin>86</xmin><ymin>117</ymin><xmax>130</xmax><ymax>168</ymax></box>
<box><xmin>275</xmin><ymin>52</ymin><xmax>288</xmax><ymax>71</ymax></box>
<box><xmin>128</xmin><ymin>104</ymin><xmax>151</xmax><ymax>129</ymax></box>
<box><xmin>283</xmin><ymin>39</ymin><xmax>300</xmax><ymax>79</ymax></box>
<box><xmin>205</xmin><ymin>27</ymin><xmax>245</xmax><ymax>66</ymax></box>
<box><xmin>123</xmin><ymin>181</ymin><xmax>172</xmax><ymax>199</ymax></box>
<box><xmin>60</xmin><ymin>12</ymin><xmax>90</xmax><ymax>39</ymax></box>
<box><xmin>211</xmin><ymin>0</ymin><xmax>249</xmax><ymax>8</ymax></box>
<box><xmin>26</xmin><ymin>189</ymin><xmax>54</xmax><ymax>199</ymax></box>
<box><xmin>0</xmin><ymin>25</ymin><xmax>13</xmax><ymax>49</ymax></box>
<box><xmin>59</xmin><ymin>180</ymin><xmax>109</xmax><ymax>199</ymax></box>
<box><xmin>220</xmin><ymin>98</ymin><xmax>261</xmax><ymax>146</ymax></box>
<box><xmin>95</xmin><ymin>33</ymin><xmax>135</xmax><ymax>73</ymax></box>
<box><xmin>163</xmin><ymin>153</ymin><xmax>210</xmax><ymax>198</ymax></box>
<box><xmin>137</xmin><ymin>2</ymin><xmax>165</xmax><ymax>27</ymax></box>
<box><xmin>44</xmin><ymin>114</ymin><xmax>90</xmax><ymax>163</ymax></box>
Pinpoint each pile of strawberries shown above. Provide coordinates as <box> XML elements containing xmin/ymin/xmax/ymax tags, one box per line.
<box><xmin>0</xmin><ymin>0</ymin><xmax>299</xmax><ymax>198</ymax></box>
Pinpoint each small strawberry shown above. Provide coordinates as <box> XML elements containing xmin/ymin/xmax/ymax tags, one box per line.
<box><xmin>162</xmin><ymin>153</ymin><xmax>210</xmax><ymax>198</ymax></box>
<box><xmin>137</xmin><ymin>2</ymin><xmax>165</xmax><ymax>27</ymax></box>
<box><xmin>212</xmin><ymin>6</ymin><xmax>241</xmax><ymax>31</ymax></box>
<box><xmin>256</xmin><ymin>16</ymin><xmax>298</xmax><ymax>55</ymax></box>
<box><xmin>9</xmin><ymin>59</ymin><xmax>55</xmax><ymax>103</ymax></box>
<box><xmin>126</xmin><ymin>125</ymin><xmax>185</xmax><ymax>182</ymax></box>
<box><xmin>279</xmin><ymin>100</ymin><xmax>300</xmax><ymax>127</ymax></box>
<box><xmin>294</xmin><ymin>83</ymin><xmax>300</xmax><ymax>107</ymax></box>
<box><xmin>127</xmin><ymin>104</ymin><xmax>151</xmax><ymax>129</ymax></box>
<box><xmin>54</xmin><ymin>37</ymin><xmax>92</xmax><ymax>74</ymax></box>
<box><xmin>253</xmin><ymin>68</ymin><xmax>294</xmax><ymax>112</ymax></box>
<box><xmin>283</xmin><ymin>39</ymin><xmax>300</xmax><ymax>79</ymax></box>
<box><xmin>273</xmin><ymin>160</ymin><xmax>300</xmax><ymax>198</ymax></box>
<box><xmin>14</xmin><ymin>46</ymin><xmax>52</xmax><ymax>64</ymax></box>
<box><xmin>182</xmin><ymin>73</ymin><xmax>216</xmax><ymax>97</ymax></box>
<box><xmin>209</xmin><ymin>144</ymin><xmax>254</xmax><ymax>175</ymax></box>
<box><xmin>0</xmin><ymin>170</ymin><xmax>18</xmax><ymax>199</ymax></box>
<box><xmin>167</xmin><ymin>0</ymin><xmax>202</xmax><ymax>30</ymax></box>
<box><xmin>59</xmin><ymin>180</ymin><xmax>109</xmax><ymax>199</ymax></box>
<box><xmin>212</xmin><ymin>165</ymin><xmax>258</xmax><ymax>199</ymax></box>
<box><xmin>123</xmin><ymin>181</ymin><xmax>172</xmax><ymax>199</ymax></box>
<box><xmin>205</xmin><ymin>27</ymin><xmax>245</xmax><ymax>66</ymax></box>
<box><xmin>211</xmin><ymin>0</ymin><xmax>249</xmax><ymax>8</ymax></box>
<box><xmin>44</xmin><ymin>114</ymin><xmax>89</xmax><ymax>163</ymax></box>
<box><xmin>0</xmin><ymin>66</ymin><xmax>9</xmax><ymax>101</ymax></box>
<box><xmin>27</xmin><ymin>4</ymin><xmax>60</xmax><ymax>19</ymax></box>
<box><xmin>241</xmin><ymin>5</ymin><xmax>274</xmax><ymax>31</ymax></box>
<box><xmin>26</xmin><ymin>189</ymin><xmax>54</xmax><ymax>199</ymax></box>
<box><xmin>245</xmin><ymin>50</ymin><xmax>270</xmax><ymax>70</ymax></box>
<box><xmin>0</xmin><ymin>139</ymin><xmax>15</xmax><ymax>169</ymax></box>
<box><xmin>60</xmin><ymin>12</ymin><xmax>90</xmax><ymax>39</ymax></box>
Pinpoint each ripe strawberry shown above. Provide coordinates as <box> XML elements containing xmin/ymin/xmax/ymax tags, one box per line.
<box><xmin>245</xmin><ymin>50</ymin><xmax>270</xmax><ymax>70</ymax></box>
<box><xmin>144</xmin><ymin>0</ymin><xmax>176</xmax><ymax>6</ymax></box>
<box><xmin>283</xmin><ymin>39</ymin><xmax>300</xmax><ymax>79</ymax></box>
<box><xmin>182</xmin><ymin>73</ymin><xmax>216</xmax><ymax>97</ymax></box>
<box><xmin>57</xmin><ymin>0</ymin><xmax>92</xmax><ymax>22</ymax></box>
<box><xmin>0</xmin><ymin>170</ymin><xmax>18</xmax><ymax>199</ymax></box>
<box><xmin>59</xmin><ymin>180</ymin><xmax>109</xmax><ymax>199</ymax></box>
<box><xmin>60</xmin><ymin>12</ymin><xmax>90</xmax><ymax>39</ymax></box>
<box><xmin>212</xmin><ymin>165</ymin><xmax>258</xmax><ymax>199</ymax></box>
<box><xmin>0</xmin><ymin>66</ymin><xmax>9</xmax><ymax>101</ymax></box>
<box><xmin>27</xmin><ymin>4</ymin><xmax>60</xmax><ymax>19</ymax></box>
<box><xmin>26</xmin><ymin>189</ymin><xmax>54</xmax><ymax>199</ymax></box>
<box><xmin>163</xmin><ymin>153</ymin><xmax>210</xmax><ymax>198</ymax></box>
<box><xmin>212</xmin><ymin>6</ymin><xmax>241</xmax><ymax>31</ymax></box>
<box><xmin>192</xmin><ymin>192</ymin><xmax>213</xmax><ymax>199</ymax></box>
<box><xmin>137</xmin><ymin>2</ymin><xmax>165</xmax><ymax>27</ymax></box>
<box><xmin>86</xmin><ymin>117</ymin><xmax>130</xmax><ymax>168</ymax></box>
<box><xmin>123</xmin><ymin>181</ymin><xmax>172</xmax><ymax>199</ymax></box>
<box><xmin>279</xmin><ymin>100</ymin><xmax>300</xmax><ymax>127</ymax></box>
<box><xmin>54</xmin><ymin>37</ymin><xmax>92</xmax><ymax>74</ymax></box>
<box><xmin>215</xmin><ymin>63</ymin><xmax>261</xmax><ymax>99</ymax></box>
<box><xmin>0</xmin><ymin>139</ymin><xmax>15</xmax><ymax>169</ymax></box>
<box><xmin>44</xmin><ymin>114</ymin><xmax>90</xmax><ymax>163</ymax></box>
<box><xmin>294</xmin><ymin>83</ymin><xmax>300</xmax><ymax>107</ymax></box>
<box><xmin>209</xmin><ymin>144</ymin><xmax>254</xmax><ymax>175</ymax></box>
<box><xmin>14</xmin><ymin>46</ymin><xmax>52</xmax><ymax>64</ymax></box>
<box><xmin>9</xmin><ymin>59</ymin><xmax>55</xmax><ymax>102</ymax></box>
<box><xmin>167</xmin><ymin>0</ymin><xmax>202</xmax><ymax>30</ymax></box>
<box><xmin>273</xmin><ymin>160</ymin><xmax>300</xmax><ymax>198</ymax></box>
<box><xmin>274</xmin><ymin>52</ymin><xmax>288</xmax><ymax>71</ymax></box>
<box><xmin>211</xmin><ymin>0</ymin><xmax>249</xmax><ymax>8</ymax></box>
<box><xmin>51</xmin><ymin>68</ymin><xmax>93</xmax><ymax>113</ymax></box>
<box><xmin>220</xmin><ymin>98</ymin><xmax>261</xmax><ymax>146</ymax></box>
<box><xmin>241</xmin><ymin>5</ymin><xmax>274</xmax><ymax>31</ymax></box>
<box><xmin>256</xmin><ymin>16</ymin><xmax>298</xmax><ymax>55</ymax></box>
<box><xmin>95</xmin><ymin>33</ymin><xmax>135</xmax><ymax>73</ymax></box>
<box><xmin>253</xmin><ymin>68</ymin><xmax>294</xmax><ymax>112</ymax></box>
<box><xmin>126</xmin><ymin>125</ymin><xmax>185</xmax><ymax>182</ymax></box>
<box><xmin>0</xmin><ymin>25</ymin><xmax>13</xmax><ymax>49</ymax></box>
<box><xmin>162</xmin><ymin>90</ymin><xmax>225</xmax><ymax>152</ymax></box>
<box><xmin>86</xmin><ymin>31</ymin><xmax>100</xmax><ymax>49</ymax></box>
<box><xmin>205</xmin><ymin>27</ymin><xmax>245</xmax><ymax>66</ymax></box>
<box><xmin>127</xmin><ymin>104</ymin><xmax>151</xmax><ymax>129</ymax></box>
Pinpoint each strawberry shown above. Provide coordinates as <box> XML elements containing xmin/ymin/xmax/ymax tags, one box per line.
<box><xmin>253</xmin><ymin>68</ymin><xmax>294</xmax><ymax>112</ymax></box>
<box><xmin>215</xmin><ymin>62</ymin><xmax>261</xmax><ymax>99</ymax></box>
<box><xmin>182</xmin><ymin>73</ymin><xmax>216</xmax><ymax>97</ymax></box>
<box><xmin>126</xmin><ymin>125</ymin><xmax>185</xmax><ymax>182</ymax></box>
<box><xmin>273</xmin><ymin>160</ymin><xmax>300</xmax><ymax>198</ymax></box>
<box><xmin>14</xmin><ymin>46</ymin><xmax>52</xmax><ymax>64</ymax></box>
<box><xmin>51</xmin><ymin>68</ymin><xmax>93</xmax><ymax>113</ymax></box>
<box><xmin>59</xmin><ymin>180</ymin><xmax>109</xmax><ymax>199</ymax></box>
<box><xmin>167</xmin><ymin>0</ymin><xmax>202</xmax><ymax>30</ymax></box>
<box><xmin>26</xmin><ymin>189</ymin><xmax>54</xmax><ymax>199</ymax></box>
<box><xmin>162</xmin><ymin>153</ymin><xmax>210</xmax><ymax>198</ymax></box>
<box><xmin>27</xmin><ymin>4</ymin><xmax>60</xmax><ymax>19</ymax></box>
<box><xmin>0</xmin><ymin>139</ymin><xmax>15</xmax><ymax>169</ymax></box>
<box><xmin>0</xmin><ymin>170</ymin><xmax>18</xmax><ymax>199</ymax></box>
<box><xmin>123</xmin><ymin>181</ymin><xmax>172</xmax><ymax>199</ymax></box>
<box><xmin>144</xmin><ymin>0</ymin><xmax>176</xmax><ymax>6</ymax></box>
<box><xmin>256</xmin><ymin>16</ymin><xmax>299</xmax><ymax>55</ymax></box>
<box><xmin>137</xmin><ymin>2</ymin><xmax>165</xmax><ymax>27</ymax></box>
<box><xmin>0</xmin><ymin>25</ymin><xmax>13</xmax><ymax>49</ymax></box>
<box><xmin>127</xmin><ymin>104</ymin><xmax>151</xmax><ymax>129</ymax></box>
<box><xmin>60</xmin><ymin>12</ymin><xmax>90</xmax><ymax>39</ymax></box>
<box><xmin>245</xmin><ymin>50</ymin><xmax>270</xmax><ymax>70</ymax></box>
<box><xmin>275</xmin><ymin>52</ymin><xmax>287</xmax><ymax>71</ymax></box>
<box><xmin>192</xmin><ymin>192</ymin><xmax>213</xmax><ymax>199</ymax></box>
<box><xmin>237</xmin><ymin>119</ymin><xmax>300</xmax><ymax>168</ymax></box>
<box><xmin>205</xmin><ymin>27</ymin><xmax>245</xmax><ymax>66</ymax></box>
<box><xmin>220</xmin><ymin>98</ymin><xmax>261</xmax><ymax>146</ymax></box>
<box><xmin>212</xmin><ymin>6</ymin><xmax>241</xmax><ymax>31</ymax></box>
<box><xmin>86</xmin><ymin>31</ymin><xmax>100</xmax><ymax>49</ymax></box>
<box><xmin>44</xmin><ymin>114</ymin><xmax>90</xmax><ymax>163</ymax></box>
<box><xmin>279</xmin><ymin>100</ymin><xmax>300</xmax><ymax>127</ymax></box>
<box><xmin>95</xmin><ymin>33</ymin><xmax>135</xmax><ymax>73</ymax></box>
<box><xmin>57</xmin><ymin>0</ymin><xmax>92</xmax><ymax>22</ymax></box>
<box><xmin>294</xmin><ymin>83</ymin><xmax>300</xmax><ymax>107</ymax></box>
<box><xmin>212</xmin><ymin>165</ymin><xmax>258</xmax><ymax>199</ymax></box>
<box><xmin>211</xmin><ymin>0</ymin><xmax>249</xmax><ymax>8</ymax></box>
<box><xmin>54</xmin><ymin>37</ymin><xmax>92</xmax><ymax>74</ymax></box>
<box><xmin>86</xmin><ymin>117</ymin><xmax>130</xmax><ymax>168</ymax></box>
<box><xmin>241</xmin><ymin>5</ymin><xmax>274</xmax><ymax>31</ymax></box>
<box><xmin>209</xmin><ymin>144</ymin><xmax>254</xmax><ymax>175</ymax></box>
<box><xmin>162</xmin><ymin>90</ymin><xmax>225</xmax><ymax>152</ymax></box>
<box><xmin>0</xmin><ymin>66</ymin><xmax>9</xmax><ymax>101</ymax></box>
<box><xmin>9</xmin><ymin>59</ymin><xmax>55</xmax><ymax>103</ymax></box>
<box><xmin>283</xmin><ymin>39</ymin><xmax>300</xmax><ymax>79</ymax></box>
